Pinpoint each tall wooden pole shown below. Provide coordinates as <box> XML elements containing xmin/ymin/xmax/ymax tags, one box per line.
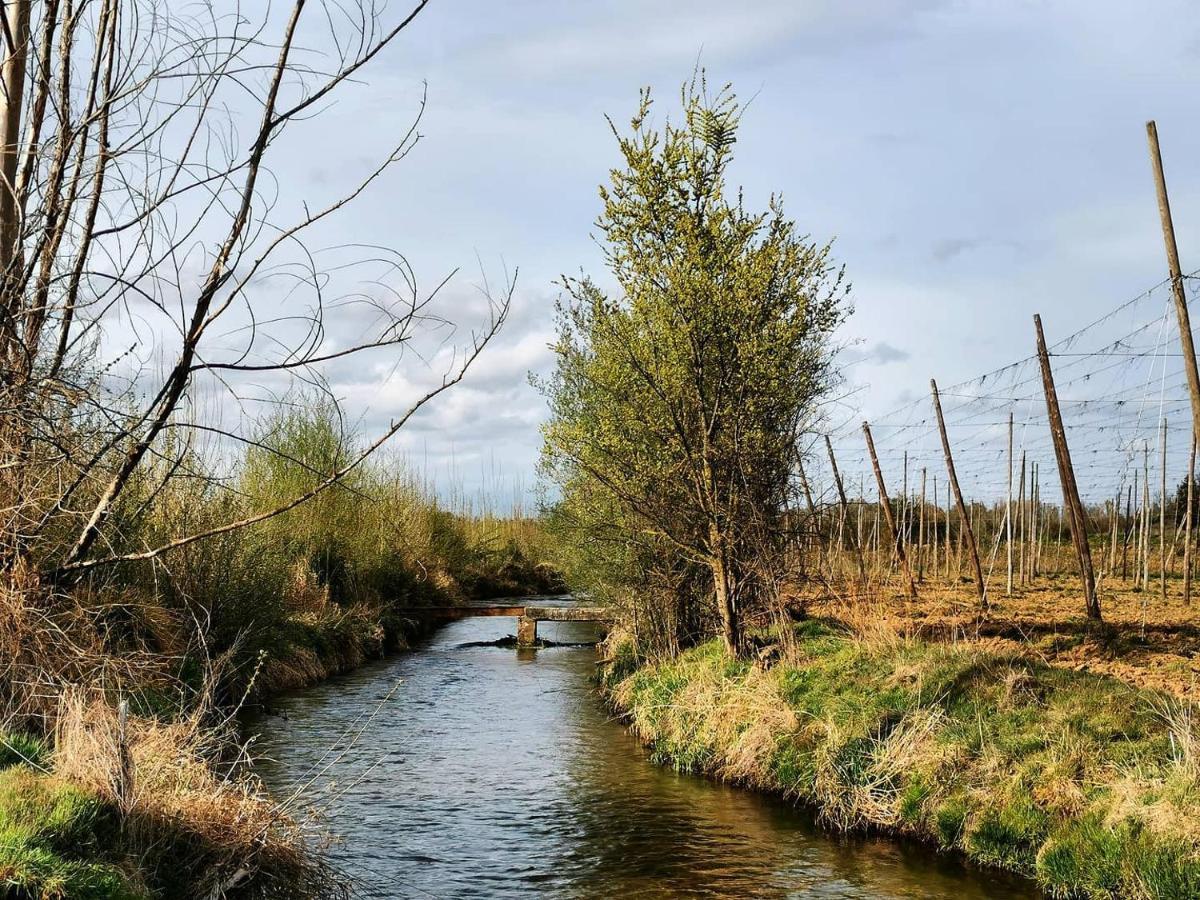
<box><xmin>1143</xmin><ymin>441</ymin><xmax>1151</xmax><ymax>591</ymax></box>
<box><xmin>1187</xmin><ymin>433</ymin><xmax>1196</xmax><ymax>606</ymax></box>
<box><xmin>918</xmin><ymin>467</ymin><xmax>927</xmax><ymax>582</ymax></box>
<box><xmin>930</xmin><ymin>379</ymin><xmax>986</xmax><ymax>606</ymax></box>
<box><xmin>1161</xmin><ymin>417</ymin><xmax>1168</xmax><ymax>604</ymax></box>
<box><xmin>1129</xmin><ymin>472</ymin><xmax>1138</xmax><ymax>582</ymax></box>
<box><xmin>825</xmin><ymin>435</ymin><xmax>866</xmax><ymax>587</ymax></box>
<box><xmin>1108</xmin><ymin>491</ymin><xmax>1119</xmax><ymax>576</ymax></box>
<box><xmin>1007</xmin><ymin>411</ymin><xmax>1014</xmax><ymax>596</ymax></box>
<box><xmin>863</xmin><ymin>421</ymin><xmax>918</xmax><ymax>600</ymax></box>
<box><xmin>940</xmin><ymin>482</ymin><xmax>950</xmax><ymax>580</ymax></box>
<box><xmin>932</xmin><ymin>474</ymin><xmax>940</xmax><ymax>581</ymax></box>
<box><xmin>1147</xmin><ymin>121</ymin><xmax>1200</xmax><ymax>451</ymax></box>
<box><xmin>1031</xmin><ymin>461</ymin><xmax>1040</xmax><ymax>579</ymax></box>
<box><xmin>1018</xmin><ymin>451</ymin><xmax>1027</xmax><ymax>586</ymax></box>
<box><xmin>1034</xmin><ymin>314</ymin><xmax>1100</xmax><ymax>620</ymax></box>
<box><xmin>797</xmin><ymin>459</ymin><xmax>821</xmax><ymax>576</ymax></box>
<box><xmin>1031</xmin><ymin>462</ymin><xmax>1040</xmax><ymax>579</ymax></box>
<box><xmin>1118</xmin><ymin>482</ymin><xmax>1128</xmax><ymax>580</ymax></box>
<box><xmin>857</xmin><ymin>473</ymin><xmax>865</xmax><ymax>569</ymax></box>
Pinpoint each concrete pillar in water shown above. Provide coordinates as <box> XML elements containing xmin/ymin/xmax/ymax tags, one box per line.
<box><xmin>516</xmin><ymin>615</ymin><xmax>538</xmax><ymax>648</ymax></box>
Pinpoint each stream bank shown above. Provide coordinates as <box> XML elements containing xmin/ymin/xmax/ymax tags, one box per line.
<box><xmin>603</xmin><ymin>620</ymin><xmax>1200</xmax><ymax>899</ymax></box>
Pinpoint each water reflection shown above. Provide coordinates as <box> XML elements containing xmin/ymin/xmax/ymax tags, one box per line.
<box><xmin>251</xmin><ymin>618</ymin><xmax>1040</xmax><ymax>899</ymax></box>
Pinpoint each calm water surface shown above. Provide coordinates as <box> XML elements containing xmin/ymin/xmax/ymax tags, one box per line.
<box><xmin>251</xmin><ymin>617</ymin><xmax>1041</xmax><ymax>899</ymax></box>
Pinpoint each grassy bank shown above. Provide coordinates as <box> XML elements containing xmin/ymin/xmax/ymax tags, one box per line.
<box><xmin>0</xmin><ymin>708</ymin><xmax>340</xmax><ymax>899</ymax></box>
<box><xmin>604</xmin><ymin>620</ymin><xmax>1200</xmax><ymax>899</ymax></box>
<box><xmin>0</xmin><ymin>406</ymin><xmax>561</xmax><ymax>897</ymax></box>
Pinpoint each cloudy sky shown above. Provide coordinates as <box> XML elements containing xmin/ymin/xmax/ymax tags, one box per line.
<box><xmin>245</xmin><ymin>0</ymin><xmax>1200</xmax><ymax>507</ymax></box>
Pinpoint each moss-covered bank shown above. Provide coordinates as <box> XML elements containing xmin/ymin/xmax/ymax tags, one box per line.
<box><xmin>603</xmin><ymin>620</ymin><xmax>1200</xmax><ymax>899</ymax></box>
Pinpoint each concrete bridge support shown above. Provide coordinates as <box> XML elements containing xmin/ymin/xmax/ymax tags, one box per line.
<box><xmin>516</xmin><ymin>615</ymin><xmax>538</xmax><ymax>648</ymax></box>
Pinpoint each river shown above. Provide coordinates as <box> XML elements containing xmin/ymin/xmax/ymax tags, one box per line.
<box><xmin>251</xmin><ymin>615</ymin><xmax>1041</xmax><ymax>899</ymax></box>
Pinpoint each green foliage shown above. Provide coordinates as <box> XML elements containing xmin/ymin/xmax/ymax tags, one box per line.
<box><xmin>935</xmin><ymin>797</ymin><xmax>969</xmax><ymax>846</ymax></box>
<box><xmin>0</xmin><ymin>733</ymin><xmax>46</xmax><ymax>770</ymax></box>
<box><xmin>0</xmin><ymin>769</ymin><xmax>140</xmax><ymax>899</ymax></box>
<box><xmin>109</xmin><ymin>396</ymin><xmax>561</xmax><ymax>699</ymax></box>
<box><xmin>540</xmin><ymin>76</ymin><xmax>848</xmax><ymax>655</ymax></box>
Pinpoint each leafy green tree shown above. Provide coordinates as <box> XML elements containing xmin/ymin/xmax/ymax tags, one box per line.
<box><xmin>540</xmin><ymin>78</ymin><xmax>848</xmax><ymax>655</ymax></box>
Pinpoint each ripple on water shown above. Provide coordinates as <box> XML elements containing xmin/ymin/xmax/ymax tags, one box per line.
<box><xmin>250</xmin><ymin>617</ymin><xmax>1042</xmax><ymax>900</ymax></box>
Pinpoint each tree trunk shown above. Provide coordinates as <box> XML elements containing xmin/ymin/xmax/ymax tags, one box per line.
<box><xmin>710</xmin><ymin>551</ymin><xmax>741</xmax><ymax>656</ymax></box>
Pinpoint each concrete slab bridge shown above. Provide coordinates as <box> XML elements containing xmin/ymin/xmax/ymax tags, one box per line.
<box><xmin>407</xmin><ymin>596</ymin><xmax>611</xmax><ymax>648</ymax></box>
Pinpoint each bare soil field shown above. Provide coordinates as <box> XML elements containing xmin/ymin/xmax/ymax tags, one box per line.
<box><xmin>806</xmin><ymin>574</ymin><xmax>1200</xmax><ymax>697</ymax></box>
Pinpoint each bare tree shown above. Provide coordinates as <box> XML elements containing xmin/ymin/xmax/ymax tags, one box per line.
<box><xmin>0</xmin><ymin>0</ymin><xmax>508</xmax><ymax>582</ymax></box>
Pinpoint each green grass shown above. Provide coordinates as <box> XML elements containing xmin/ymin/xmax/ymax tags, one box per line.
<box><xmin>0</xmin><ymin>732</ymin><xmax>47</xmax><ymax>770</ymax></box>
<box><xmin>607</xmin><ymin>620</ymin><xmax>1200</xmax><ymax>899</ymax></box>
<box><xmin>0</xmin><ymin>767</ymin><xmax>142</xmax><ymax>899</ymax></box>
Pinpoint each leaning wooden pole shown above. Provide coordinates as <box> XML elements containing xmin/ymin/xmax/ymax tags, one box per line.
<box><xmin>1147</xmin><ymin>121</ymin><xmax>1200</xmax><ymax>451</ymax></box>
<box><xmin>1034</xmin><ymin>314</ymin><xmax>1100</xmax><ymax>620</ymax></box>
<box><xmin>862</xmin><ymin>421</ymin><xmax>918</xmax><ymax>600</ymax></box>
<box><xmin>825</xmin><ymin>434</ymin><xmax>867</xmax><ymax>587</ymax></box>
<box><xmin>930</xmin><ymin>379</ymin><xmax>986</xmax><ymax>606</ymax></box>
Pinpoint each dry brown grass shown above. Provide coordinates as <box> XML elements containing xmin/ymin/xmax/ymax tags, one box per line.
<box><xmin>53</xmin><ymin>689</ymin><xmax>346</xmax><ymax>899</ymax></box>
<box><xmin>803</xmin><ymin>571</ymin><xmax>1200</xmax><ymax>697</ymax></box>
<box><xmin>0</xmin><ymin>565</ymin><xmax>175</xmax><ymax>730</ymax></box>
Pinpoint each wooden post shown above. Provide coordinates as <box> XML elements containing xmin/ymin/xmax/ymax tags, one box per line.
<box><xmin>930</xmin><ymin>379</ymin><xmax>986</xmax><ymax>606</ymax></box>
<box><xmin>797</xmin><ymin>459</ymin><xmax>822</xmax><ymax>578</ymax></box>
<box><xmin>1161</xmin><ymin>417</ymin><xmax>1168</xmax><ymax>604</ymax></box>
<box><xmin>901</xmin><ymin>450</ymin><xmax>909</xmax><ymax>556</ymax></box>
<box><xmin>946</xmin><ymin>480</ymin><xmax>952</xmax><ymax>580</ymax></box>
<box><xmin>1122</xmin><ymin>483</ymin><xmax>1132</xmax><ymax>580</ymax></box>
<box><xmin>1143</xmin><ymin>441</ymin><xmax>1151</xmax><ymax>591</ymax></box>
<box><xmin>862</xmin><ymin>421</ymin><xmax>918</xmax><ymax>600</ymax></box>
<box><xmin>1057</xmin><ymin>505</ymin><xmax>1064</xmax><ymax>576</ymax></box>
<box><xmin>1032</xmin><ymin>462</ymin><xmax>1038</xmax><ymax>579</ymax></box>
<box><xmin>1187</xmin><ymin>433</ymin><xmax>1196</xmax><ymax>606</ymax></box>
<box><xmin>1027</xmin><ymin>462</ymin><xmax>1035</xmax><ymax>580</ymax></box>
<box><xmin>932</xmin><ymin>474</ymin><xmax>940</xmax><ymax>581</ymax></box>
<box><xmin>918</xmin><ymin>467</ymin><xmax>927</xmax><ymax>582</ymax></box>
<box><xmin>857</xmin><ymin>473</ymin><xmax>865</xmax><ymax>570</ymax></box>
<box><xmin>826</xmin><ymin>435</ymin><xmax>867</xmax><ymax>587</ymax></box>
<box><xmin>1147</xmin><ymin>121</ymin><xmax>1200</xmax><ymax>451</ymax></box>
<box><xmin>1034</xmin><ymin>314</ymin><xmax>1099</xmax><ymax>620</ymax></box>
<box><xmin>1007</xmin><ymin>411</ymin><xmax>1014</xmax><ymax>596</ymax></box>
<box><xmin>1108</xmin><ymin>491</ymin><xmax>1119</xmax><ymax>576</ymax></box>
<box><xmin>1018</xmin><ymin>451</ymin><xmax>1027</xmax><ymax>586</ymax></box>
<box><xmin>1032</xmin><ymin>462</ymin><xmax>1041</xmax><ymax>578</ymax></box>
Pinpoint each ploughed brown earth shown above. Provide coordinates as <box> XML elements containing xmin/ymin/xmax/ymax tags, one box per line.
<box><xmin>803</xmin><ymin>572</ymin><xmax>1200</xmax><ymax>698</ymax></box>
